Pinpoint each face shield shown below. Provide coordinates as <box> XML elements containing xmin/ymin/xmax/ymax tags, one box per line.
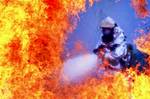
<box><xmin>101</xmin><ymin>27</ymin><xmax>114</xmax><ymax>35</ymax></box>
<box><xmin>101</xmin><ymin>27</ymin><xmax>115</xmax><ymax>44</ymax></box>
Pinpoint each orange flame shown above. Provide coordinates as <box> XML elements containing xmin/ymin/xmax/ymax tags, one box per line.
<box><xmin>131</xmin><ymin>0</ymin><xmax>150</xmax><ymax>18</ymax></box>
<box><xmin>0</xmin><ymin>0</ymin><xmax>95</xmax><ymax>98</ymax></box>
<box><xmin>135</xmin><ymin>33</ymin><xmax>150</xmax><ymax>55</ymax></box>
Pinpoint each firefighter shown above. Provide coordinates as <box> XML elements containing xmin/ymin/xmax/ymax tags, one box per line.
<box><xmin>93</xmin><ymin>17</ymin><xmax>128</xmax><ymax>69</ymax></box>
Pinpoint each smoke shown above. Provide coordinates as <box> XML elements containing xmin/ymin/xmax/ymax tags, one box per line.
<box><xmin>62</xmin><ymin>53</ymin><xmax>98</xmax><ymax>82</ymax></box>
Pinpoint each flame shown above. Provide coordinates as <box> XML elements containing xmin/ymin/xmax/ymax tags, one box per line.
<box><xmin>135</xmin><ymin>33</ymin><xmax>150</xmax><ymax>55</ymax></box>
<box><xmin>131</xmin><ymin>0</ymin><xmax>150</xmax><ymax>18</ymax></box>
<box><xmin>0</xmin><ymin>0</ymin><xmax>96</xmax><ymax>98</ymax></box>
<box><xmin>0</xmin><ymin>0</ymin><xmax>150</xmax><ymax>98</ymax></box>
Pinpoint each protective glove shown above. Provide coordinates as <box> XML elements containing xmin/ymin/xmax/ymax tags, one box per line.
<box><xmin>93</xmin><ymin>45</ymin><xmax>105</xmax><ymax>54</ymax></box>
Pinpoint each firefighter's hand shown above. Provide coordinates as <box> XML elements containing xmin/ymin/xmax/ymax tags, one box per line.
<box><xmin>93</xmin><ymin>45</ymin><xmax>105</xmax><ymax>54</ymax></box>
<box><xmin>93</xmin><ymin>49</ymin><xmax>98</xmax><ymax>54</ymax></box>
<box><xmin>98</xmin><ymin>45</ymin><xmax>105</xmax><ymax>49</ymax></box>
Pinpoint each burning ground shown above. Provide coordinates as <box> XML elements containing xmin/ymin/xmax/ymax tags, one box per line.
<box><xmin>0</xmin><ymin>0</ymin><xmax>150</xmax><ymax>99</ymax></box>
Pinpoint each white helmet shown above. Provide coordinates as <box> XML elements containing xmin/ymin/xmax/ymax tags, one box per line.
<box><xmin>100</xmin><ymin>17</ymin><xmax>116</xmax><ymax>28</ymax></box>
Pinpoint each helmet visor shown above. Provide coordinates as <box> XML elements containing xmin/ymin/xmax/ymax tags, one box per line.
<box><xmin>102</xmin><ymin>28</ymin><xmax>114</xmax><ymax>35</ymax></box>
